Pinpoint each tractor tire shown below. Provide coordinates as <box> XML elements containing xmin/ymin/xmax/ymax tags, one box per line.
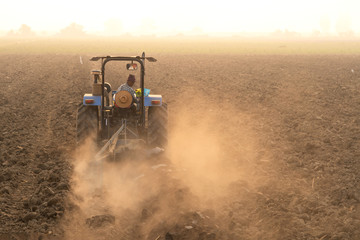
<box><xmin>148</xmin><ymin>103</ymin><xmax>168</xmax><ymax>148</ymax></box>
<box><xmin>76</xmin><ymin>104</ymin><xmax>99</xmax><ymax>146</ymax></box>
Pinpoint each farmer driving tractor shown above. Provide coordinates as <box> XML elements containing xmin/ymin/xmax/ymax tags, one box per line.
<box><xmin>117</xmin><ymin>74</ymin><xmax>136</xmax><ymax>99</ymax></box>
<box><xmin>114</xmin><ymin>74</ymin><xmax>138</xmax><ymax>111</ymax></box>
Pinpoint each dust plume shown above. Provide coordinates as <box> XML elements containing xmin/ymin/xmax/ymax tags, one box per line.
<box><xmin>167</xmin><ymin>108</ymin><xmax>250</xmax><ymax>205</ymax></box>
<box><xmin>62</xmin><ymin>92</ymin><xmax>269</xmax><ymax>239</ymax></box>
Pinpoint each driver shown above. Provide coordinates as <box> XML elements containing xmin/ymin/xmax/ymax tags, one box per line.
<box><xmin>117</xmin><ymin>74</ymin><xmax>137</xmax><ymax>102</ymax></box>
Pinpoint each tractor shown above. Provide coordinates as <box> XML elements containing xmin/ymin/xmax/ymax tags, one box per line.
<box><xmin>76</xmin><ymin>53</ymin><xmax>167</xmax><ymax>160</ymax></box>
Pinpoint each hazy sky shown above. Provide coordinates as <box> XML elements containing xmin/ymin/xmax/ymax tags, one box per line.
<box><xmin>1</xmin><ymin>0</ymin><xmax>359</xmax><ymax>35</ymax></box>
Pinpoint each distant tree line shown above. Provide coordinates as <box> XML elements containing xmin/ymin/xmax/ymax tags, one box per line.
<box><xmin>7</xmin><ymin>24</ymin><xmax>36</xmax><ymax>37</ymax></box>
<box><xmin>6</xmin><ymin>23</ymin><xmax>87</xmax><ymax>38</ymax></box>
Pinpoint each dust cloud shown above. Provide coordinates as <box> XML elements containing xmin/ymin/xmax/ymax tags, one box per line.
<box><xmin>62</xmin><ymin>93</ymin><xmax>269</xmax><ymax>239</ymax></box>
<box><xmin>168</xmin><ymin>108</ymin><xmax>248</xmax><ymax>205</ymax></box>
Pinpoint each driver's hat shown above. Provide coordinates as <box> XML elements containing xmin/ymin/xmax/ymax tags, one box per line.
<box><xmin>127</xmin><ymin>74</ymin><xmax>135</xmax><ymax>82</ymax></box>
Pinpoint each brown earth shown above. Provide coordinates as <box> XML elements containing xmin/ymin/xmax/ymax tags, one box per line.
<box><xmin>1</xmin><ymin>54</ymin><xmax>360</xmax><ymax>239</ymax></box>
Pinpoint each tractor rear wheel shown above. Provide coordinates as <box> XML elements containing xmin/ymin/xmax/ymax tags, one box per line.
<box><xmin>76</xmin><ymin>104</ymin><xmax>99</xmax><ymax>146</ymax></box>
<box><xmin>147</xmin><ymin>103</ymin><xmax>168</xmax><ymax>148</ymax></box>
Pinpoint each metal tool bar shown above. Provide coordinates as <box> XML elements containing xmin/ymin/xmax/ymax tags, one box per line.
<box><xmin>95</xmin><ymin>124</ymin><xmax>125</xmax><ymax>160</ymax></box>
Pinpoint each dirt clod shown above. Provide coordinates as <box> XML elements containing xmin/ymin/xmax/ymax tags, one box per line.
<box><xmin>47</xmin><ymin>172</ymin><xmax>60</xmax><ymax>183</ymax></box>
<box><xmin>0</xmin><ymin>186</ymin><xmax>11</xmax><ymax>195</ymax></box>
<box><xmin>0</xmin><ymin>170</ymin><xmax>13</xmax><ymax>182</ymax></box>
<box><xmin>23</xmin><ymin>212</ymin><xmax>38</xmax><ymax>222</ymax></box>
<box><xmin>56</xmin><ymin>182</ymin><xmax>69</xmax><ymax>191</ymax></box>
<box><xmin>165</xmin><ymin>232</ymin><xmax>173</xmax><ymax>240</ymax></box>
<box><xmin>47</xmin><ymin>197</ymin><xmax>61</xmax><ymax>207</ymax></box>
<box><xmin>85</xmin><ymin>214</ymin><xmax>115</xmax><ymax>228</ymax></box>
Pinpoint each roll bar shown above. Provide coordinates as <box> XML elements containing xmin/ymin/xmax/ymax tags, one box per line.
<box><xmin>90</xmin><ymin>53</ymin><xmax>157</xmax><ymax>131</ymax></box>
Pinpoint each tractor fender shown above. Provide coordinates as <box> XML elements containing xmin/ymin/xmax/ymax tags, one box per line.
<box><xmin>83</xmin><ymin>94</ymin><xmax>102</xmax><ymax>106</ymax></box>
<box><xmin>144</xmin><ymin>95</ymin><xmax>162</xmax><ymax>107</ymax></box>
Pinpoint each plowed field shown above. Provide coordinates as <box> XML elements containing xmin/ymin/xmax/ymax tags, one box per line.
<box><xmin>1</xmin><ymin>53</ymin><xmax>360</xmax><ymax>239</ymax></box>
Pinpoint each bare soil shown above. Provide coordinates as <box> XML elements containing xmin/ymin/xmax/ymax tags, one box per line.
<box><xmin>1</xmin><ymin>54</ymin><xmax>360</xmax><ymax>239</ymax></box>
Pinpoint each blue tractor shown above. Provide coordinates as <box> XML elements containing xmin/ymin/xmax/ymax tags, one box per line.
<box><xmin>76</xmin><ymin>53</ymin><xmax>167</xmax><ymax>159</ymax></box>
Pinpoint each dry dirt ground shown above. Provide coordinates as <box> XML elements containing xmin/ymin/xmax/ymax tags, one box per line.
<box><xmin>1</xmin><ymin>54</ymin><xmax>360</xmax><ymax>239</ymax></box>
